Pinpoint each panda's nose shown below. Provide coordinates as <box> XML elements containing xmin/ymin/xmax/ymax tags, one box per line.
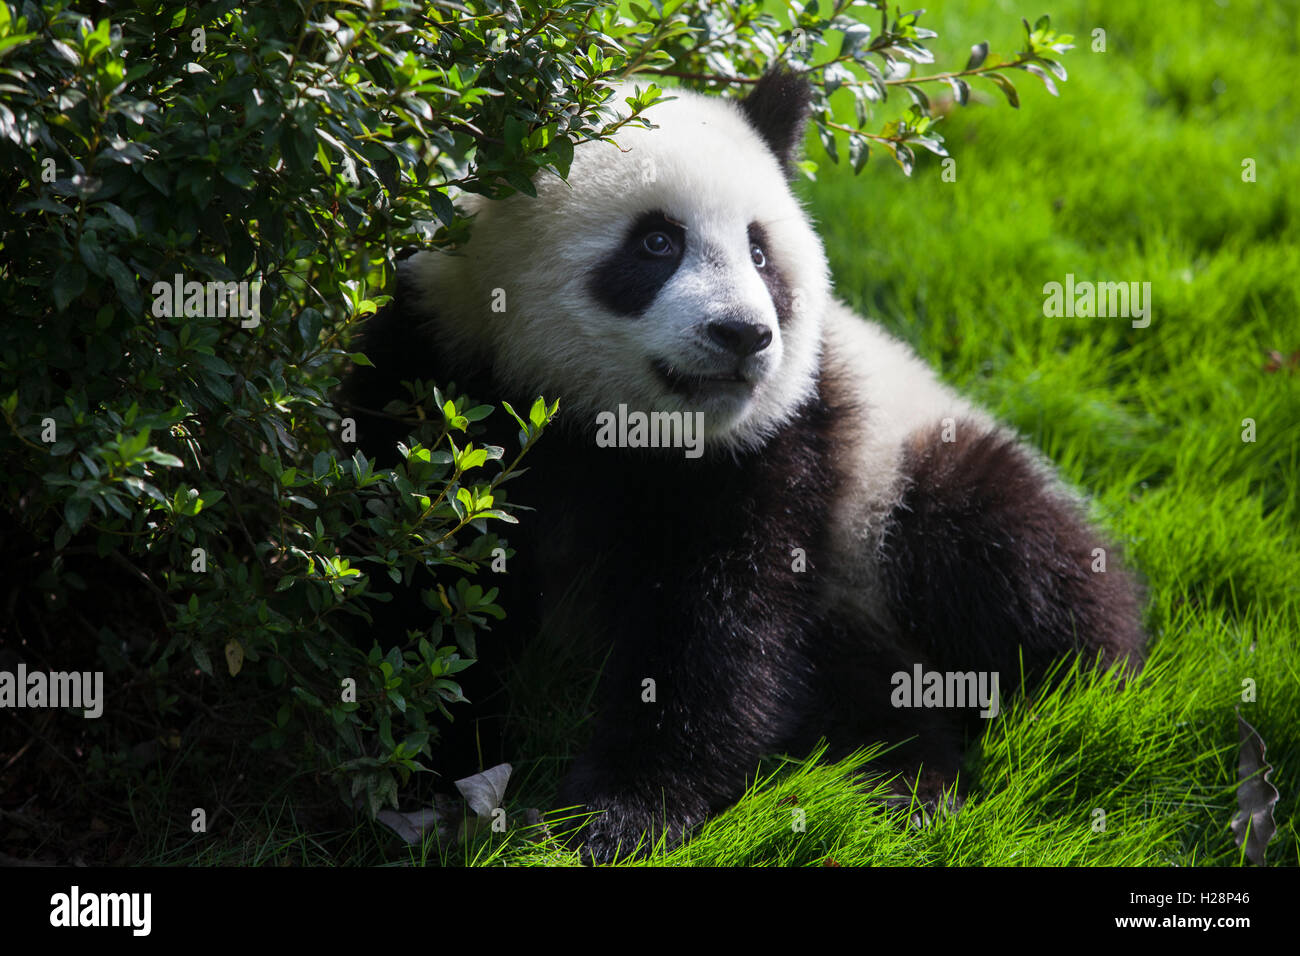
<box><xmin>707</xmin><ymin>319</ymin><xmax>773</xmax><ymax>357</ymax></box>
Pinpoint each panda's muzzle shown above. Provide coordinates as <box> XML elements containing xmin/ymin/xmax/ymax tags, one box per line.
<box><xmin>652</xmin><ymin>358</ymin><xmax>754</xmax><ymax>396</ymax></box>
<box><xmin>653</xmin><ymin>319</ymin><xmax>772</xmax><ymax>396</ymax></box>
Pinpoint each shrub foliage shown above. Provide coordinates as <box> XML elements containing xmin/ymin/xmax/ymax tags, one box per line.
<box><xmin>0</xmin><ymin>0</ymin><xmax>1067</xmax><ymax>838</ymax></box>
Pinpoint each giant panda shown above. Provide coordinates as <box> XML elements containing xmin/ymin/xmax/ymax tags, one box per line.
<box><xmin>344</xmin><ymin>72</ymin><xmax>1145</xmax><ymax>862</ymax></box>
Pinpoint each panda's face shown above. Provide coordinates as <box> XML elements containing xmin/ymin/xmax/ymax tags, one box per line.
<box><xmin>576</xmin><ymin>167</ymin><xmax>821</xmax><ymax>446</ymax></box>
<box><xmin>410</xmin><ymin>78</ymin><xmax>829</xmax><ymax>453</ymax></box>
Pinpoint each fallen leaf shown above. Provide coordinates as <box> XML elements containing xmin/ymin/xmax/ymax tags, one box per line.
<box><xmin>1262</xmin><ymin>348</ymin><xmax>1300</xmax><ymax>373</ymax></box>
<box><xmin>373</xmin><ymin>767</ymin><xmax>530</xmax><ymax>849</ymax></box>
<box><xmin>375</xmin><ymin>807</ymin><xmax>444</xmax><ymax>846</ymax></box>
<box><xmin>455</xmin><ymin>763</ymin><xmax>511</xmax><ymax>819</ymax></box>
<box><xmin>1229</xmin><ymin>711</ymin><xmax>1279</xmax><ymax>865</ymax></box>
<box><xmin>224</xmin><ymin>639</ymin><xmax>244</xmax><ymax>677</ymax></box>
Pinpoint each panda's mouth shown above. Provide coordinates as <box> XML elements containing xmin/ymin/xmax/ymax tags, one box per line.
<box><xmin>653</xmin><ymin>359</ymin><xmax>752</xmax><ymax>397</ymax></box>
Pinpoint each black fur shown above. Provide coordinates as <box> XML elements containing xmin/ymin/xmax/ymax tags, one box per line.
<box><xmin>543</xmin><ymin>373</ymin><xmax>844</xmax><ymax>860</ymax></box>
<box><xmin>878</xmin><ymin>422</ymin><xmax>1144</xmax><ymax>683</ymax></box>
<box><xmin>748</xmin><ymin>221</ymin><xmax>795</xmax><ymax>326</ymax></box>
<box><xmin>587</xmin><ymin>210</ymin><xmax>687</xmax><ymax>316</ymax></box>
<box><xmin>738</xmin><ymin>71</ymin><xmax>814</xmax><ymax>176</ymax></box>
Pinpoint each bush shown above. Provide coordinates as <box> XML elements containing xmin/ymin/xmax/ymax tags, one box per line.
<box><xmin>0</xmin><ymin>0</ymin><xmax>1068</xmax><ymax>856</ymax></box>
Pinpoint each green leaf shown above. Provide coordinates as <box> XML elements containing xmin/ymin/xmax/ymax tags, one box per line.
<box><xmin>52</xmin><ymin>262</ymin><xmax>86</xmax><ymax>312</ymax></box>
<box><xmin>985</xmin><ymin>73</ymin><xmax>1020</xmax><ymax>108</ymax></box>
<box><xmin>547</xmin><ymin>135</ymin><xmax>575</xmax><ymax>179</ymax></box>
<box><xmin>817</xmin><ymin>120</ymin><xmax>839</xmax><ymax>165</ymax></box>
<box><xmin>297</xmin><ymin>308</ymin><xmax>323</xmax><ymax>348</ymax></box>
<box><xmin>105</xmin><ymin>256</ymin><xmax>141</xmax><ymax>312</ymax></box>
<box><xmin>500</xmin><ymin>400</ymin><xmax>527</xmax><ymax>434</ymax></box>
<box><xmin>221</xmin><ymin>165</ymin><xmax>254</xmax><ymax>187</ymax></box>
<box><xmin>839</xmin><ymin>21</ymin><xmax>872</xmax><ymax>56</ymax></box>
<box><xmin>64</xmin><ymin>496</ymin><xmax>91</xmax><ymax>534</ymax></box>
<box><xmin>892</xmin><ymin>143</ymin><xmax>915</xmax><ymax>176</ymax></box>
<box><xmin>99</xmin><ymin>202</ymin><xmax>138</xmax><ymax>236</ymax></box>
<box><xmin>1039</xmin><ymin>58</ymin><xmax>1068</xmax><ymax>81</ymax></box>
<box><xmin>902</xmin><ymin>84</ymin><xmax>930</xmax><ymax>112</ymax></box>
<box><xmin>528</xmin><ymin>396</ymin><xmax>548</xmax><ymax>429</ymax></box>
<box><xmin>141</xmin><ymin>162</ymin><xmax>170</xmax><ymax>196</ymax></box>
<box><xmin>192</xmin><ymin>645</ymin><xmax>213</xmax><ymax>677</ymax></box>
<box><xmin>849</xmin><ymin>134</ymin><xmax>870</xmax><ymax>174</ymax></box>
<box><xmin>1021</xmin><ymin>63</ymin><xmax>1058</xmax><ymax>96</ymax></box>
<box><xmin>142</xmin><ymin>449</ymin><xmax>184</xmax><ymax>467</ymax></box>
<box><xmin>429</xmin><ymin>189</ymin><xmax>456</xmax><ymax>226</ymax></box>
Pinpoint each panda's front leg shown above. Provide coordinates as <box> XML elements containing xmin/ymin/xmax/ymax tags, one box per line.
<box><xmin>556</xmin><ymin>751</ymin><xmax>711</xmax><ymax>864</ymax></box>
<box><xmin>555</xmin><ymin>625</ymin><xmax>807</xmax><ymax>863</ymax></box>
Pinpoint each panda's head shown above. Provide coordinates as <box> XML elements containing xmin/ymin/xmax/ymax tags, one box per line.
<box><xmin>406</xmin><ymin>72</ymin><xmax>830</xmax><ymax>454</ymax></box>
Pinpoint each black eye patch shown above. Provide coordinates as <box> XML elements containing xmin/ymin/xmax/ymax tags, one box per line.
<box><xmin>748</xmin><ymin>221</ymin><xmax>794</xmax><ymax>326</ymax></box>
<box><xmin>587</xmin><ymin>211</ymin><xmax>687</xmax><ymax>316</ymax></box>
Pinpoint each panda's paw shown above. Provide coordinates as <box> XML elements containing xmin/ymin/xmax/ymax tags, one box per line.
<box><xmin>879</xmin><ymin>766</ymin><xmax>964</xmax><ymax>828</ymax></box>
<box><xmin>555</xmin><ymin>774</ymin><xmax>706</xmax><ymax>863</ymax></box>
<box><xmin>572</xmin><ymin>803</ymin><xmax>695</xmax><ymax>864</ymax></box>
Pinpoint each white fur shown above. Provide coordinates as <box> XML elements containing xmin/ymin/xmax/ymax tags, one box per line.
<box><xmin>404</xmin><ymin>85</ymin><xmax>829</xmax><ymax>453</ymax></box>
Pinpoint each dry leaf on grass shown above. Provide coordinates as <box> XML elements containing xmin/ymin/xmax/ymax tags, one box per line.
<box><xmin>1229</xmin><ymin>711</ymin><xmax>1279</xmax><ymax>866</ymax></box>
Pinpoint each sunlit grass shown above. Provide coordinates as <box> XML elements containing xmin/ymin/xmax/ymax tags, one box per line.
<box><xmin>474</xmin><ymin>0</ymin><xmax>1300</xmax><ymax>867</ymax></box>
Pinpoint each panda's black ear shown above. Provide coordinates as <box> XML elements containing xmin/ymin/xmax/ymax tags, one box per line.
<box><xmin>738</xmin><ymin>70</ymin><xmax>813</xmax><ymax>177</ymax></box>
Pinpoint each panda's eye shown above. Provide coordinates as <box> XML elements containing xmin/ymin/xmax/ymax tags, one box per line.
<box><xmin>642</xmin><ymin>231</ymin><xmax>675</xmax><ymax>256</ymax></box>
<box><xmin>751</xmin><ymin>244</ymin><xmax>767</xmax><ymax>269</ymax></box>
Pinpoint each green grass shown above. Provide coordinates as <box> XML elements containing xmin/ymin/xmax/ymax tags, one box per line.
<box><xmin>464</xmin><ymin>0</ymin><xmax>1299</xmax><ymax>867</ymax></box>
<box><xmin>121</xmin><ymin>0</ymin><xmax>1298</xmax><ymax>868</ymax></box>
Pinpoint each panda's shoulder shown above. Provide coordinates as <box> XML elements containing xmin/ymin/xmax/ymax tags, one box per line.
<box><xmin>817</xmin><ymin>303</ymin><xmax>1000</xmax><ymax>605</ymax></box>
<box><xmin>823</xmin><ymin>301</ymin><xmax>989</xmax><ymax>439</ymax></box>
<box><xmin>821</xmin><ymin>301</ymin><xmax>992</xmax><ymax>496</ymax></box>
